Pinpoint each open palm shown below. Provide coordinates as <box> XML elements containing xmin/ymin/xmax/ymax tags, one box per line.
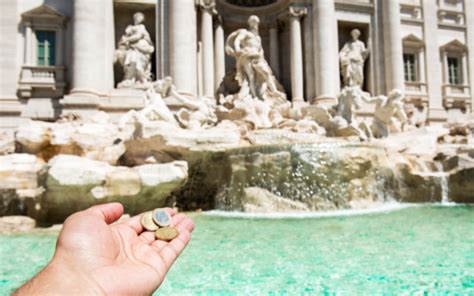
<box><xmin>53</xmin><ymin>203</ymin><xmax>195</xmax><ymax>295</ymax></box>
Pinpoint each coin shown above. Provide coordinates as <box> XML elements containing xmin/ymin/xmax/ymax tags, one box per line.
<box><xmin>141</xmin><ymin>212</ymin><xmax>159</xmax><ymax>231</ymax></box>
<box><xmin>152</xmin><ymin>209</ymin><xmax>171</xmax><ymax>227</ymax></box>
<box><xmin>155</xmin><ymin>227</ymin><xmax>179</xmax><ymax>241</ymax></box>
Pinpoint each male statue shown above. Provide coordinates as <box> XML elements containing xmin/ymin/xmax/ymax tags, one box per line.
<box><xmin>225</xmin><ymin>15</ymin><xmax>286</xmax><ymax>105</ymax></box>
<box><xmin>371</xmin><ymin>89</ymin><xmax>408</xmax><ymax>138</ymax></box>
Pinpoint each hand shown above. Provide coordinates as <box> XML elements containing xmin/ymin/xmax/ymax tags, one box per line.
<box><xmin>14</xmin><ymin>203</ymin><xmax>195</xmax><ymax>295</ymax></box>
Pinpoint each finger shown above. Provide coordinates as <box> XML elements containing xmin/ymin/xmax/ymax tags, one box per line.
<box><xmin>161</xmin><ymin>207</ymin><xmax>177</xmax><ymax>217</ymax></box>
<box><xmin>138</xmin><ymin>231</ymin><xmax>156</xmax><ymax>244</ymax></box>
<box><xmin>119</xmin><ymin>213</ymin><xmax>144</xmax><ymax>234</ymax></box>
<box><xmin>151</xmin><ymin>239</ymin><xmax>168</xmax><ymax>251</ymax></box>
<box><xmin>175</xmin><ymin>217</ymin><xmax>195</xmax><ymax>233</ymax></box>
<box><xmin>119</xmin><ymin>208</ymin><xmax>177</xmax><ymax>234</ymax></box>
<box><xmin>157</xmin><ymin>230</ymin><xmax>191</xmax><ymax>270</ymax></box>
<box><xmin>82</xmin><ymin>202</ymin><xmax>124</xmax><ymax>224</ymax></box>
<box><xmin>170</xmin><ymin>213</ymin><xmax>187</xmax><ymax>227</ymax></box>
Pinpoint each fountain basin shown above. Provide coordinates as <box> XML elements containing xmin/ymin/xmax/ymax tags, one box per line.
<box><xmin>1</xmin><ymin>205</ymin><xmax>472</xmax><ymax>294</ymax></box>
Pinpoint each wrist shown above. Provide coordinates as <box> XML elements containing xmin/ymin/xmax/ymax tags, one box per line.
<box><xmin>14</xmin><ymin>255</ymin><xmax>105</xmax><ymax>296</ymax></box>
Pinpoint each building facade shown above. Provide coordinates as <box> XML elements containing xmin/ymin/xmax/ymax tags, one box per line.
<box><xmin>0</xmin><ymin>0</ymin><xmax>473</xmax><ymax>131</ymax></box>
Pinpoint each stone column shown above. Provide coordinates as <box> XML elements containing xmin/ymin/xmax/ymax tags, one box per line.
<box><xmin>304</xmin><ymin>8</ymin><xmax>315</xmax><ymax>100</ymax></box>
<box><xmin>170</xmin><ymin>0</ymin><xmax>198</xmax><ymax>95</ymax></box>
<box><xmin>269</xmin><ymin>23</ymin><xmax>280</xmax><ymax>79</ymax></box>
<box><xmin>312</xmin><ymin>0</ymin><xmax>339</xmax><ymax>106</ymax></box>
<box><xmin>56</xmin><ymin>27</ymin><xmax>64</xmax><ymax>66</ymax></box>
<box><xmin>156</xmin><ymin>0</ymin><xmax>170</xmax><ymax>79</ymax></box>
<box><xmin>24</xmin><ymin>24</ymin><xmax>33</xmax><ymax>65</ymax></box>
<box><xmin>70</xmin><ymin>0</ymin><xmax>110</xmax><ymax>93</ymax></box>
<box><xmin>104</xmin><ymin>0</ymin><xmax>114</xmax><ymax>90</ymax></box>
<box><xmin>289</xmin><ymin>6</ymin><xmax>307</xmax><ymax>103</ymax></box>
<box><xmin>466</xmin><ymin>0</ymin><xmax>474</xmax><ymax>114</ymax></box>
<box><xmin>62</xmin><ymin>0</ymin><xmax>114</xmax><ymax>115</ymax></box>
<box><xmin>423</xmin><ymin>0</ymin><xmax>446</xmax><ymax>122</ymax></box>
<box><xmin>214</xmin><ymin>15</ymin><xmax>225</xmax><ymax>89</ymax></box>
<box><xmin>198</xmin><ymin>0</ymin><xmax>216</xmax><ymax>98</ymax></box>
<box><xmin>381</xmin><ymin>0</ymin><xmax>404</xmax><ymax>92</ymax></box>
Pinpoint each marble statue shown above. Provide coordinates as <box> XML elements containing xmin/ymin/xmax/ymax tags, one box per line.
<box><xmin>328</xmin><ymin>86</ymin><xmax>373</xmax><ymax>139</ymax></box>
<box><xmin>175</xmin><ymin>95</ymin><xmax>217</xmax><ymax>130</ymax></box>
<box><xmin>339</xmin><ymin>29</ymin><xmax>369</xmax><ymax>88</ymax></box>
<box><xmin>336</xmin><ymin>86</ymin><xmax>372</xmax><ymax>124</ymax></box>
<box><xmin>225</xmin><ymin>15</ymin><xmax>286</xmax><ymax>105</ymax></box>
<box><xmin>217</xmin><ymin>94</ymin><xmax>273</xmax><ymax>131</ymax></box>
<box><xmin>115</xmin><ymin>12</ymin><xmax>155</xmax><ymax>88</ymax></box>
<box><xmin>371</xmin><ymin>89</ymin><xmax>408</xmax><ymax>138</ymax></box>
<box><xmin>119</xmin><ymin>76</ymin><xmax>217</xmax><ymax>130</ymax></box>
<box><xmin>155</xmin><ymin>78</ymin><xmax>217</xmax><ymax>130</ymax></box>
<box><xmin>118</xmin><ymin>87</ymin><xmax>177</xmax><ymax>130</ymax></box>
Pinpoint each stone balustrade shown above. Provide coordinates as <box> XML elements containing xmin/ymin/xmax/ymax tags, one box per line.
<box><xmin>18</xmin><ymin>65</ymin><xmax>66</xmax><ymax>99</ymax></box>
<box><xmin>442</xmin><ymin>84</ymin><xmax>471</xmax><ymax>109</ymax></box>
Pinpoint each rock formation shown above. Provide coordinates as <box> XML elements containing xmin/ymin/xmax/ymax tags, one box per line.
<box><xmin>0</xmin><ymin>153</ymin><xmax>188</xmax><ymax>222</ymax></box>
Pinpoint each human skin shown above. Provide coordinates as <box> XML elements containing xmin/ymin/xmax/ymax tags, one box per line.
<box><xmin>14</xmin><ymin>203</ymin><xmax>195</xmax><ymax>295</ymax></box>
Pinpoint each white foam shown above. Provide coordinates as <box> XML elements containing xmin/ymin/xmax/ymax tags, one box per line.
<box><xmin>203</xmin><ymin>202</ymin><xmax>422</xmax><ymax>219</ymax></box>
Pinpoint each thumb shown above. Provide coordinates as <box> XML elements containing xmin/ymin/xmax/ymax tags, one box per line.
<box><xmin>83</xmin><ymin>203</ymin><xmax>124</xmax><ymax>225</ymax></box>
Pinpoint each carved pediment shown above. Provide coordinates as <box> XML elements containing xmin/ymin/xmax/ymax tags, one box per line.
<box><xmin>402</xmin><ymin>34</ymin><xmax>424</xmax><ymax>49</ymax></box>
<box><xmin>440</xmin><ymin>39</ymin><xmax>467</xmax><ymax>53</ymax></box>
<box><xmin>21</xmin><ymin>4</ymin><xmax>68</xmax><ymax>25</ymax></box>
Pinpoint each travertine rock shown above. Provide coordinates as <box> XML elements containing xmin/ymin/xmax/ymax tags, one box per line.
<box><xmin>245</xmin><ymin>129</ymin><xmax>325</xmax><ymax>145</ymax></box>
<box><xmin>123</xmin><ymin>121</ymin><xmax>241</xmax><ymax>165</ymax></box>
<box><xmin>449</xmin><ymin>166</ymin><xmax>474</xmax><ymax>203</ymax></box>
<box><xmin>0</xmin><ymin>154</ymin><xmax>46</xmax><ymax>216</ymax></box>
<box><xmin>0</xmin><ymin>216</ymin><xmax>36</xmax><ymax>234</ymax></box>
<box><xmin>0</xmin><ymin>132</ymin><xmax>14</xmax><ymax>155</ymax></box>
<box><xmin>16</xmin><ymin>117</ymin><xmax>129</xmax><ymax>164</ymax></box>
<box><xmin>0</xmin><ymin>154</ymin><xmax>45</xmax><ymax>190</ymax></box>
<box><xmin>378</xmin><ymin>125</ymin><xmax>450</xmax><ymax>156</ymax></box>
<box><xmin>31</xmin><ymin>155</ymin><xmax>188</xmax><ymax>222</ymax></box>
<box><xmin>242</xmin><ymin>187</ymin><xmax>309</xmax><ymax>212</ymax></box>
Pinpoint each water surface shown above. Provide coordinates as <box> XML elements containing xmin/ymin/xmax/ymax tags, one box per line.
<box><xmin>1</xmin><ymin>205</ymin><xmax>473</xmax><ymax>294</ymax></box>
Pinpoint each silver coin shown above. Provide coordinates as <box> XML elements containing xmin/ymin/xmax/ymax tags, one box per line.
<box><xmin>141</xmin><ymin>212</ymin><xmax>159</xmax><ymax>231</ymax></box>
<box><xmin>152</xmin><ymin>209</ymin><xmax>171</xmax><ymax>227</ymax></box>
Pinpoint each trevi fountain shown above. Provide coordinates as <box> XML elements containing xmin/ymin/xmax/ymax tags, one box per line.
<box><xmin>0</xmin><ymin>4</ymin><xmax>473</xmax><ymax>294</ymax></box>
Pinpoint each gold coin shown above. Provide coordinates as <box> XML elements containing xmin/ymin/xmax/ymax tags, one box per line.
<box><xmin>141</xmin><ymin>212</ymin><xmax>159</xmax><ymax>231</ymax></box>
<box><xmin>152</xmin><ymin>209</ymin><xmax>171</xmax><ymax>227</ymax></box>
<box><xmin>155</xmin><ymin>227</ymin><xmax>179</xmax><ymax>241</ymax></box>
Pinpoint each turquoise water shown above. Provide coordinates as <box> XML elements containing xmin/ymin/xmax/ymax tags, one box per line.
<box><xmin>1</xmin><ymin>205</ymin><xmax>473</xmax><ymax>294</ymax></box>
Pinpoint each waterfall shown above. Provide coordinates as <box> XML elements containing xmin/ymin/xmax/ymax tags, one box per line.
<box><xmin>415</xmin><ymin>161</ymin><xmax>452</xmax><ymax>204</ymax></box>
<box><xmin>433</xmin><ymin>162</ymin><xmax>451</xmax><ymax>205</ymax></box>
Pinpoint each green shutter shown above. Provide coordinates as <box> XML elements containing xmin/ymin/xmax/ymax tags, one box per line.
<box><xmin>403</xmin><ymin>53</ymin><xmax>417</xmax><ymax>82</ymax></box>
<box><xmin>448</xmin><ymin>57</ymin><xmax>459</xmax><ymax>85</ymax></box>
<box><xmin>37</xmin><ymin>31</ymin><xmax>45</xmax><ymax>66</ymax></box>
<box><xmin>47</xmin><ymin>32</ymin><xmax>56</xmax><ymax>66</ymax></box>
<box><xmin>36</xmin><ymin>30</ymin><xmax>56</xmax><ymax>66</ymax></box>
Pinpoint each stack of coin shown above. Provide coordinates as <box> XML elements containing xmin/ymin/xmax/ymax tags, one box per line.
<box><xmin>141</xmin><ymin>209</ymin><xmax>179</xmax><ymax>241</ymax></box>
